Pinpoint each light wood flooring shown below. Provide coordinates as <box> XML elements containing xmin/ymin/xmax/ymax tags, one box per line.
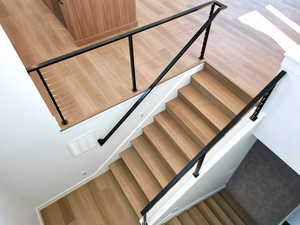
<box><xmin>0</xmin><ymin>0</ymin><xmax>299</xmax><ymax>128</ymax></box>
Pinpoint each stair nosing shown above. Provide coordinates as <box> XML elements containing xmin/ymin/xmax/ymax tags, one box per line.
<box><xmin>178</xmin><ymin>85</ymin><xmax>230</xmax><ymax>131</ymax></box>
<box><xmin>109</xmin><ymin>159</ymin><xmax>148</xmax><ymax>217</ymax></box>
<box><xmin>132</xmin><ymin>135</ymin><xmax>175</xmax><ymax>188</ymax></box>
<box><xmin>166</xmin><ymin>98</ymin><xmax>216</xmax><ymax>146</ymax></box>
<box><xmin>154</xmin><ymin>111</ymin><xmax>201</xmax><ymax>161</ymax></box>
<box><xmin>143</xmin><ymin>123</ymin><xmax>188</xmax><ymax>174</ymax></box>
<box><xmin>191</xmin><ymin>71</ymin><xmax>245</xmax><ymax>117</ymax></box>
<box><xmin>121</xmin><ymin>147</ymin><xmax>162</xmax><ymax>201</ymax></box>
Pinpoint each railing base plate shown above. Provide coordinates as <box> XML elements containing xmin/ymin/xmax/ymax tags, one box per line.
<box><xmin>62</xmin><ymin>120</ymin><xmax>68</xmax><ymax>125</ymax></box>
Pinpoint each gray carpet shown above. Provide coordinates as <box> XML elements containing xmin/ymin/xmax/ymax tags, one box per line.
<box><xmin>226</xmin><ymin>140</ymin><xmax>300</xmax><ymax>225</ymax></box>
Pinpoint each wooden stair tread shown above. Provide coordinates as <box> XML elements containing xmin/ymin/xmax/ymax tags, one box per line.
<box><xmin>188</xmin><ymin>206</ymin><xmax>210</xmax><ymax>225</ymax></box>
<box><xmin>192</xmin><ymin>70</ymin><xmax>246</xmax><ymax>116</ymax></box>
<box><xmin>179</xmin><ymin>85</ymin><xmax>231</xmax><ymax>131</ymax></box>
<box><xmin>204</xmin><ymin>63</ymin><xmax>252</xmax><ymax>104</ymax></box>
<box><xmin>143</xmin><ymin>123</ymin><xmax>188</xmax><ymax>174</ymax></box>
<box><xmin>133</xmin><ymin>135</ymin><xmax>175</xmax><ymax>187</ymax></box>
<box><xmin>110</xmin><ymin>159</ymin><xmax>148</xmax><ymax>216</ymax></box>
<box><xmin>121</xmin><ymin>147</ymin><xmax>161</xmax><ymax>200</ymax></box>
<box><xmin>205</xmin><ymin>197</ymin><xmax>235</xmax><ymax>225</ymax></box>
<box><xmin>197</xmin><ymin>202</ymin><xmax>223</xmax><ymax>225</ymax></box>
<box><xmin>166</xmin><ymin>98</ymin><xmax>217</xmax><ymax>146</ymax></box>
<box><xmin>87</xmin><ymin>171</ymin><xmax>139</xmax><ymax>225</ymax></box>
<box><xmin>179</xmin><ymin>212</ymin><xmax>197</xmax><ymax>225</ymax></box>
<box><xmin>213</xmin><ymin>193</ymin><xmax>247</xmax><ymax>225</ymax></box>
<box><xmin>220</xmin><ymin>191</ymin><xmax>257</xmax><ymax>225</ymax></box>
<box><xmin>166</xmin><ymin>217</ymin><xmax>183</xmax><ymax>225</ymax></box>
<box><xmin>155</xmin><ymin>111</ymin><xmax>202</xmax><ymax>160</ymax></box>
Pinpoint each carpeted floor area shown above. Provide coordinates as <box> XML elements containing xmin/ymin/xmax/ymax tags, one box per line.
<box><xmin>226</xmin><ymin>140</ymin><xmax>300</xmax><ymax>225</ymax></box>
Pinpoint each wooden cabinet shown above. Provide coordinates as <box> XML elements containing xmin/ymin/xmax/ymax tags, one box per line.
<box><xmin>42</xmin><ymin>0</ymin><xmax>137</xmax><ymax>45</ymax></box>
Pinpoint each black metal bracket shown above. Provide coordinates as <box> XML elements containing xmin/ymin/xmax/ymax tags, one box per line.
<box><xmin>98</xmin><ymin>139</ymin><xmax>104</xmax><ymax>146</ymax></box>
<box><xmin>250</xmin><ymin>87</ymin><xmax>275</xmax><ymax>121</ymax></box>
<box><xmin>142</xmin><ymin>214</ymin><xmax>148</xmax><ymax>225</ymax></box>
<box><xmin>193</xmin><ymin>158</ymin><xmax>204</xmax><ymax>177</ymax></box>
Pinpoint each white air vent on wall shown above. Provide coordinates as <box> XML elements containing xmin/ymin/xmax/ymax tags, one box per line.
<box><xmin>68</xmin><ymin>131</ymin><xmax>99</xmax><ymax>157</ymax></box>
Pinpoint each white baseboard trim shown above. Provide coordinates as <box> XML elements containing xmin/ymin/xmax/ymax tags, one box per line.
<box><xmin>159</xmin><ymin>185</ymin><xmax>226</xmax><ymax>225</ymax></box>
<box><xmin>36</xmin><ymin>64</ymin><xmax>204</xmax><ymax>213</ymax></box>
<box><xmin>36</xmin><ymin>207</ymin><xmax>45</xmax><ymax>225</ymax></box>
<box><xmin>37</xmin><ymin>167</ymin><xmax>108</xmax><ymax>211</ymax></box>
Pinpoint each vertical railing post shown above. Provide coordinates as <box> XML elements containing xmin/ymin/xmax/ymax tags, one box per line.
<box><xmin>36</xmin><ymin>69</ymin><xmax>68</xmax><ymax>125</ymax></box>
<box><xmin>199</xmin><ymin>3</ymin><xmax>216</xmax><ymax>60</ymax></box>
<box><xmin>142</xmin><ymin>213</ymin><xmax>148</xmax><ymax>225</ymax></box>
<box><xmin>128</xmin><ymin>35</ymin><xmax>138</xmax><ymax>92</ymax></box>
<box><xmin>193</xmin><ymin>157</ymin><xmax>205</xmax><ymax>177</ymax></box>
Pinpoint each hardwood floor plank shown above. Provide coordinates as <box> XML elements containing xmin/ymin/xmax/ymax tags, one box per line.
<box><xmin>66</xmin><ymin>186</ymin><xmax>107</xmax><ymax>225</ymax></box>
<box><xmin>41</xmin><ymin>203</ymin><xmax>66</xmax><ymax>225</ymax></box>
<box><xmin>57</xmin><ymin>198</ymin><xmax>75</xmax><ymax>225</ymax></box>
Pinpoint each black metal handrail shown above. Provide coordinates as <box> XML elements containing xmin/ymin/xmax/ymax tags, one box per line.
<box><xmin>26</xmin><ymin>1</ymin><xmax>226</xmax><ymax>126</ymax></box>
<box><xmin>97</xmin><ymin>2</ymin><xmax>227</xmax><ymax>145</ymax></box>
<box><xmin>140</xmin><ymin>70</ymin><xmax>286</xmax><ymax>221</ymax></box>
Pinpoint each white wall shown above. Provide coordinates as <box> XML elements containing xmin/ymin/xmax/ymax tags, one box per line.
<box><xmin>145</xmin><ymin>109</ymin><xmax>263</xmax><ymax>225</ymax></box>
<box><xmin>0</xmin><ymin>183</ymin><xmax>39</xmax><ymax>225</ymax></box>
<box><xmin>254</xmin><ymin>50</ymin><xmax>300</xmax><ymax>175</ymax></box>
<box><xmin>0</xmin><ymin>25</ymin><xmax>203</xmax><ymax>213</ymax></box>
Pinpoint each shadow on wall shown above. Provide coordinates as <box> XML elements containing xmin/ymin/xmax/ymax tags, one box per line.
<box><xmin>225</xmin><ymin>140</ymin><xmax>300</xmax><ymax>225</ymax></box>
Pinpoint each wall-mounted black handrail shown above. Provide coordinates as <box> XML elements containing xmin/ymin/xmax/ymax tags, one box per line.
<box><xmin>140</xmin><ymin>70</ymin><xmax>286</xmax><ymax>218</ymax></box>
<box><xmin>26</xmin><ymin>1</ymin><xmax>226</xmax><ymax>126</ymax></box>
<box><xmin>98</xmin><ymin>2</ymin><xmax>227</xmax><ymax>145</ymax></box>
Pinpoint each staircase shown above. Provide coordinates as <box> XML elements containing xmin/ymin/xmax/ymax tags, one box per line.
<box><xmin>166</xmin><ymin>190</ymin><xmax>255</xmax><ymax>225</ymax></box>
<box><xmin>41</xmin><ymin>64</ymin><xmax>252</xmax><ymax>225</ymax></box>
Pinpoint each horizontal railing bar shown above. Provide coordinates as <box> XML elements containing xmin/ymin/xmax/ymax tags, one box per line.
<box><xmin>141</xmin><ymin>70</ymin><xmax>286</xmax><ymax>215</ymax></box>
<box><xmin>26</xmin><ymin>1</ymin><xmax>226</xmax><ymax>73</ymax></box>
<box><xmin>97</xmin><ymin>6</ymin><xmax>224</xmax><ymax>146</ymax></box>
